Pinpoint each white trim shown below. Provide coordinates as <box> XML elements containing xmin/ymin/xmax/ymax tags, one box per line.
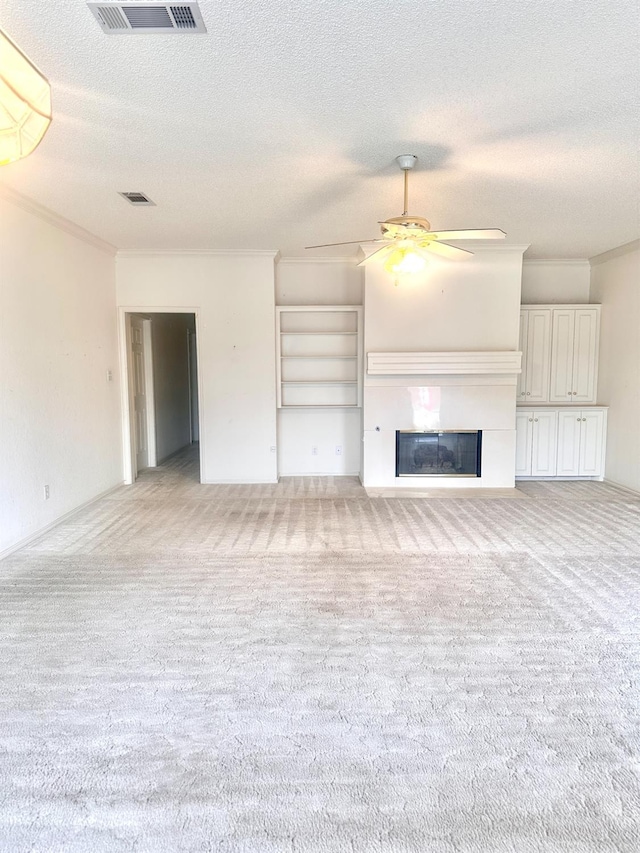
<box><xmin>589</xmin><ymin>239</ymin><xmax>640</xmax><ymax>266</ymax></box>
<box><xmin>119</xmin><ymin>307</ymin><xmax>204</xmax><ymax>485</ymax></box>
<box><xmin>523</xmin><ymin>259</ymin><xmax>590</xmax><ymax>267</ymax></box>
<box><xmin>0</xmin><ymin>483</ymin><xmax>123</xmax><ymax>562</ymax></box>
<box><xmin>603</xmin><ymin>478</ymin><xmax>640</xmax><ymax>497</ymax></box>
<box><xmin>0</xmin><ymin>184</ymin><xmax>117</xmax><ymax>255</ymax></box>
<box><xmin>521</xmin><ymin>303</ymin><xmax>601</xmax><ymax>309</ymax></box>
<box><xmin>277</xmin><ymin>256</ymin><xmax>359</xmax><ymax>264</ymax></box>
<box><xmin>142</xmin><ymin>319</ymin><xmax>157</xmax><ymax>467</ymax></box>
<box><xmin>201</xmin><ymin>479</ymin><xmax>279</xmax><ymax>484</ymax></box>
<box><xmin>116</xmin><ymin>250</ymin><xmax>279</xmax><ymax>259</ymax></box>
<box><xmin>367</xmin><ymin>351</ymin><xmax>523</xmax><ymax>376</ymax></box>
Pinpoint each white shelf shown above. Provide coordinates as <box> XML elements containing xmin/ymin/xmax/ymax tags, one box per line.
<box><xmin>276</xmin><ymin>305</ymin><xmax>363</xmax><ymax>409</ymax></box>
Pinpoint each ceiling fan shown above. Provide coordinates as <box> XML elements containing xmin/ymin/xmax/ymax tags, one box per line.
<box><xmin>306</xmin><ymin>155</ymin><xmax>506</xmax><ymax>278</ymax></box>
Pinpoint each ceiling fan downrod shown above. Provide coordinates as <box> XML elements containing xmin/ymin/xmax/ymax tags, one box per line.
<box><xmin>396</xmin><ymin>154</ymin><xmax>417</xmax><ymax>217</ymax></box>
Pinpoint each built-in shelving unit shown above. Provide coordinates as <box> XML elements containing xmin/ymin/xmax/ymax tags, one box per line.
<box><xmin>276</xmin><ymin>306</ymin><xmax>363</xmax><ymax>408</ymax></box>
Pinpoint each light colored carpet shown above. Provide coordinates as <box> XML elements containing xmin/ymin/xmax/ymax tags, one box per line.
<box><xmin>1</xmin><ymin>447</ymin><xmax>639</xmax><ymax>852</ymax></box>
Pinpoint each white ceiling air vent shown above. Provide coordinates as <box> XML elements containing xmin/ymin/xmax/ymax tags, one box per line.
<box><xmin>119</xmin><ymin>192</ymin><xmax>156</xmax><ymax>206</ymax></box>
<box><xmin>88</xmin><ymin>2</ymin><xmax>207</xmax><ymax>34</ymax></box>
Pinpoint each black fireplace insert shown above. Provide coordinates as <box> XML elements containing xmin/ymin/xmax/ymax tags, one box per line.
<box><xmin>396</xmin><ymin>431</ymin><xmax>482</xmax><ymax>477</ymax></box>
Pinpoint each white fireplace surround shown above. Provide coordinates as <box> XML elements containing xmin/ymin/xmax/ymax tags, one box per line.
<box><xmin>363</xmin><ymin>351</ymin><xmax>522</xmax><ymax>489</ymax></box>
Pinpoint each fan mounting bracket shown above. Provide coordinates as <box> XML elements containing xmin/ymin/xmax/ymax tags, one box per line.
<box><xmin>396</xmin><ymin>154</ymin><xmax>418</xmax><ymax>171</ymax></box>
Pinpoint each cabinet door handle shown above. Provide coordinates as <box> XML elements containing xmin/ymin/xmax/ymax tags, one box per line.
<box><xmin>526</xmin><ymin>391</ymin><xmax>531</xmax><ymax>396</ymax></box>
<box><xmin>573</xmin><ymin>391</ymin><xmax>577</xmax><ymax>395</ymax></box>
<box><xmin>529</xmin><ymin>418</ymin><xmax>533</xmax><ymax>422</ymax></box>
<box><xmin>582</xmin><ymin>417</ymin><xmax>587</xmax><ymax>422</ymax></box>
<box><xmin>534</xmin><ymin>418</ymin><xmax>538</xmax><ymax>422</ymax></box>
<box><xmin>577</xmin><ymin>418</ymin><xmax>581</xmax><ymax>422</ymax></box>
<box><xmin>520</xmin><ymin>391</ymin><xmax>526</xmax><ymax>396</ymax></box>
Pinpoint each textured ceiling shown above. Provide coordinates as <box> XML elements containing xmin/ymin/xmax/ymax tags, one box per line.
<box><xmin>1</xmin><ymin>0</ymin><xmax>638</xmax><ymax>257</ymax></box>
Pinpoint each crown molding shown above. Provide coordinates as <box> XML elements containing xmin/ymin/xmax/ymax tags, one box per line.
<box><xmin>277</xmin><ymin>256</ymin><xmax>358</xmax><ymax>265</ymax></box>
<box><xmin>523</xmin><ymin>258</ymin><xmax>590</xmax><ymax>267</ymax></box>
<box><xmin>116</xmin><ymin>250</ymin><xmax>280</xmax><ymax>259</ymax></box>
<box><xmin>0</xmin><ymin>183</ymin><xmax>116</xmax><ymax>255</ymax></box>
<box><xmin>589</xmin><ymin>239</ymin><xmax>640</xmax><ymax>266</ymax></box>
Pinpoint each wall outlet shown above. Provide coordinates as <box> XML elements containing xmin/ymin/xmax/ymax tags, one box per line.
<box><xmin>311</xmin><ymin>446</ymin><xmax>318</xmax><ymax>456</ymax></box>
<box><xmin>270</xmin><ymin>446</ymin><xmax>276</xmax><ymax>453</ymax></box>
<box><xmin>43</xmin><ymin>485</ymin><xmax>50</xmax><ymax>500</ymax></box>
<box><xmin>335</xmin><ymin>445</ymin><xmax>343</xmax><ymax>456</ymax></box>
<box><xmin>106</xmin><ymin>369</ymin><xmax>113</xmax><ymax>382</ymax></box>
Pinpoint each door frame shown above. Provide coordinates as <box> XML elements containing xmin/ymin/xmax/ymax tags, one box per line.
<box><xmin>118</xmin><ymin>307</ymin><xmax>204</xmax><ymax>485</ymax></box>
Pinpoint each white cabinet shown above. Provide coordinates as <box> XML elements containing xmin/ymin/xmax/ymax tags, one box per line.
<box><xmin>518</xmin><ymin>305</ymin><xmax>600</xmax><ymax>406</ymax></box>
<box><xmin>516</xmin><ymin>407</ymin><xmax>607</xmax><ymax>479</ymax></box>
<box><xmin>276</xmin><ymin>306</ymin><xmax>363</xmax><ymax>408</ymax></box>
<box><xmin>549</xmin><ymin>307</ymin><xmax>600</xmax><ymax>403</ymax></box>
<box><xmin>557</xmin><ymin>409</ymin><xmax>606</xmax><ymax>476</ymax></box>
<box><xmin>515</xmin><ymin>410</ymin><xmax>557</xmax><ymax>476</ymax></box>
<box><xmin>517</xmin><ymin>309</ymin><xmax>551</xmax><ymax>403</ymax></box>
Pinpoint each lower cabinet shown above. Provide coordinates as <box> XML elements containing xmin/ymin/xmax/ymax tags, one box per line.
<box><xmin>516</xmin><ymin>407</ymin><xmax>607</xmax><ymax>479</ymax></box>
<box><xmin>515</xmin><ymin>410</ymin><xmax>557</xmax><ymax>476</ymax></box>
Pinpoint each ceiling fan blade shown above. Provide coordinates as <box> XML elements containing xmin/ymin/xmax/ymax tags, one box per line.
<box><xmin>305</xmin><ymin>239</ymin><xmax>386</xmax><ymax>249</ymax></box>
<box><xmin>423</xmin><ymin>241</ymin><xmax>473</xmax><ymax>260</ymax></box>
<box><xmin>357</xmin><ymin>245</ymin><xmax>395</xmax><ymax>267</ymax></box>
<box><xmin>423</xmin><ymin>229</ymin><xmax>506</xmax><ymax>241</ymax></box>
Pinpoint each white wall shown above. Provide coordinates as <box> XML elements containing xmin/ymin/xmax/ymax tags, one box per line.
<box><xmin>365</xmin><ymin>247</ymin><xmax>524</xmax><ymax>353</ymax></box>
<box><xmin>276</xmin><ymin>259</ymin><xmax>363</xmax><ymax>476</ymax></box>
<box><xmin>589</xmin><ymin>241</ymin><xmax>640</xmax><ymax>493</ymax></box>
<box><xmin>117</xmin><ymin>253</ymin><xmax>277</xmax><ymax>483</ymax></box>
<box><xmin>521</xmin><ymin>260</ymin><xmax>591</xmax><ymax>304</ymax></box>
<box><xmin>151</xmin><ymin>313</ymin><xmax>193</xmax><ymax>462</ymax></box>
<box><xmin>0</xmin><ymin>191</ymin><xmax>122</xmax><ymax>556</ymax></box>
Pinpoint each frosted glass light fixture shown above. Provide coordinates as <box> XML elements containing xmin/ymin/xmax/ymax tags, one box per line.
<box><xmin>0</xmin><ymin>29</ymin><xmax>52</xmax><ymax>166</ymax></box>
<box><xmin>383</xmin><ymin>244</ymin><xmax>428</xmax><ymax>276</ymax></box>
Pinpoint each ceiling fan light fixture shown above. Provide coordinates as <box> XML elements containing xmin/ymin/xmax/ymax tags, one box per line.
<box><xmin>383</xmin><ymin>243</ymin><xmax>428</xmax><ymax>277</ymax></box>
<box><xmin>0</xmin><ymin>29</ymin><xmax>52</xmax><ymax>166</ymax></box>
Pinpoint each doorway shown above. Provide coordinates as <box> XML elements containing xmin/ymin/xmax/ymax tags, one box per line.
<box><xmin>123</xmin><ymin>311</ymin><xmax>201</xmax><ymax>484</ymax></box>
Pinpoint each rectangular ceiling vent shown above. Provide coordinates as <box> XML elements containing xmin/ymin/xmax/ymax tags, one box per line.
<box><xmin>119</xmin><ymin>191</ymin><xmax>156</xmax><ymax>206</ymax></box>
<box><xmin>88</xmin><ymin>2</ymin><xmax>206</xmax><ymax>34</ymax></box>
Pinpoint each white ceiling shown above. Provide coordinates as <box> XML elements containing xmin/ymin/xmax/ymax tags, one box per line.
<box><xmin>1</xmin><ymin>0</ymin><xmax>638</xmax><ymax>257</ymax></box>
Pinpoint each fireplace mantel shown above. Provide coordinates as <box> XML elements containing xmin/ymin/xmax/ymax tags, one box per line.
<box><xmin>367</xmin><ymin>351</ymin><xmax>522</xmax><ymax>376</ymax></box>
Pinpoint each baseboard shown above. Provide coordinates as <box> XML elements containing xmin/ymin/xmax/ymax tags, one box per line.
<box><xmin>200</xmin><ymin>479</ymin><xmax>279</xmax><ymax>485</ymax></box>
<box><xmin>0</xmin><ymin>482</ymin><xmax>124</xmax><ymax>562</ymax></box>
<box><xmin>603</xmin><ymin>478</ymin><xmax>640</xmax><ymax>497</ymax></box>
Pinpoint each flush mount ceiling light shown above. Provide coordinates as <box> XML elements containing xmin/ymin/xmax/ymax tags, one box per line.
<box><xmin>0</xmin><ymin>29</ymin><xmax>52</xmax><ymax>166</ymax></box>
<box><xmin>307</xmin><ymin>155</ymin><xmax>506</xmax><ymax>284</ymax></box>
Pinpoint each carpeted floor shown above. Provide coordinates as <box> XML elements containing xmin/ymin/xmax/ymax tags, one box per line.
<box><xmin>1</xmin><ymin>447</ymin><xmax>639</xmax><ymax>852</ymax></box>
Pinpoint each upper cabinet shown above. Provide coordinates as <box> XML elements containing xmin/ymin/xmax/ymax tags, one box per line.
<box><xmin>517</xmin><ymin>308</ymin><xmax>551</xmax><ymax>403</ymax></box>
<box><xmin>519</xmin><ymin>305</ymin><xmax>600</xmax><ymax>406</ymax></box>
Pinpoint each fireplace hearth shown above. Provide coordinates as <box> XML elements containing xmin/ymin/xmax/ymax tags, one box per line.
<box><xmin>396</xmin><ymin>431</ymin><xmax>482</xmax><ymax>478</ymax></box>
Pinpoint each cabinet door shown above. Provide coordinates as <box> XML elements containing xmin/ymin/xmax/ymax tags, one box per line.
<box><xmin>556</xmin><ymin>410</ymin><xmax>582</xmax><ymax>475</ymax></box>
<box><xmin>516</xmin><ymin>311</ymin><xmax>528</xmax><ymax>401</ymax></box>
<box><xmin>550</xmin><ymin>310</ymin><xmax>576</xmax><ymax>403</ymax></box>
<box><xmin>572</xmin><ymin>309</ymin><xmax>599</xmax><ymax>403</ymax></box>
<box><xmin>515</xmin><ymin>411</ymin><xmax>533</xmax><ymax>476</ymax></box>
<box><xmin>531</xmin><ymin>411</ymin><xmax>558</xmax><ymax>476</ymax></box>
<box><xmin>579</xmin><ymin>410</ymin><xmax>605</xmax><ymax>476</ymax></box>
<box><xmin>526</xmin><ymin>310</ymin><xmax>552</xmax><ymax>402</ymax></box>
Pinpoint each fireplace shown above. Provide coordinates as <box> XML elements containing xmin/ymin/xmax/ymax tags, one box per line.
<box><xmin>396</xmin><ymin>431</ymin><xmax>482</xmax><ymax>478</ymax></box>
